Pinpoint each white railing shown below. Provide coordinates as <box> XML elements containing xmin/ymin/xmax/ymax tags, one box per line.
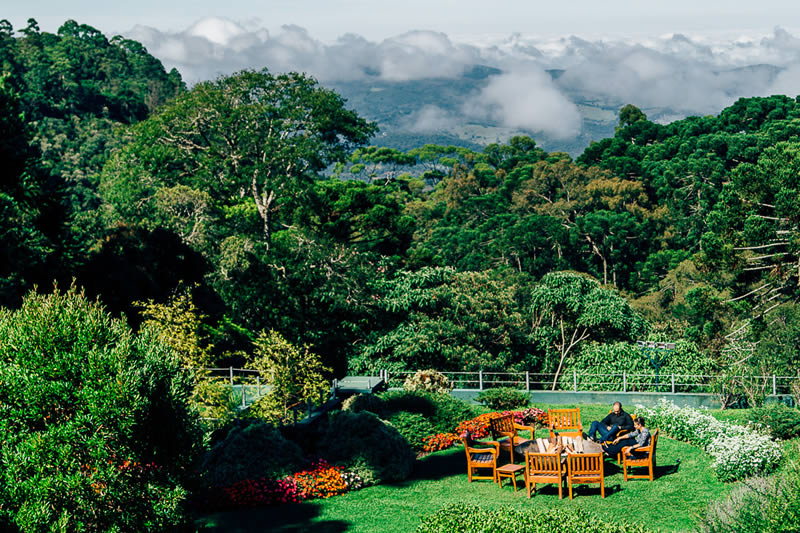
<box><xmin>382</xmin><ymin>370</ymin><xmax>800</xmax><ymax>395</ymax></box>
<box><xmin>200</xmin><ymin>367</ymin><xmax>800</xmax><ymax>396</ymax></box>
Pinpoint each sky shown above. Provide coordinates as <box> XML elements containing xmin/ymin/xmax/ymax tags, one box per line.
<box><xmin>6</xmin><ymin>1</ymin><xmax>800</xmax><ymax>140</ymax></box>
<box><xmin>6</xmin><ymin>0</ymin><xmax>800</xmax><ymax>42</ymax></box>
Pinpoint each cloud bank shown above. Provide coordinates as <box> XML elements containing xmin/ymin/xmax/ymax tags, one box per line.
<box><xmin>125</xmin><ymin>17</ymin><xmax>800</xmax><ymax>138</ymax></box>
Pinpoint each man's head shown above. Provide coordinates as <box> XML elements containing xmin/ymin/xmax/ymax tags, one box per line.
<box><xmin>612</xmin><ymin>402</ymin><xmax>622</xmax><ymax>415</ymax></box>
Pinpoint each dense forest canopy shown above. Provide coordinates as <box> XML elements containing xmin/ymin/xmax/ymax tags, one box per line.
<box><xmin>2</xmin><ymin>18</ymin><xmax>800</xmax><ymax>394</ymax></box>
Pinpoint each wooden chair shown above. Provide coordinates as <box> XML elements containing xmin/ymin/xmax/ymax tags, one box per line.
<box><xmin>622</xmin><ymin>429</ymin><xmax>659</xmax><ymax>481</ymax></box>
<box><xmin>460</xmin><ymin>436</ymin><xmax>500</xmax><ymax>483</ymax></box>
<box><xmin>489</xmin><ymin>413</ymin><xmax>535</xmax><ymax>463</ymax></box>
<box><xmin>548</xmin><ymin>408</ymin><xmax>583</xmax><ymax>439</ymax></box>
<box><xmin>524</xmin><ymin>452</ymin><xmax>565</xmax><ymax>499</ymax></box>
<box><xmin>566</xmin><ymin>453</ymin><xmax>604</xmax><ymax>499</ymax></box>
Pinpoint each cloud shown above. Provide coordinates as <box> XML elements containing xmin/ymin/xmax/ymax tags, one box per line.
<box><xmin>124</xmin><ymin>19</ymin><xmax>800</xmax><ymax>141</ymax></box>
<box><xmin>463</xmin><ymin>69</ymin><xmax>582</xmax><ymax>138</ymax></box>
<box><xmin>402</xmin><ymin>105</ymin><xmax>459</xmax><ymax>132</ymax></box>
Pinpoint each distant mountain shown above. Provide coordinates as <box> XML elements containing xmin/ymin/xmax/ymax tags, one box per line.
<box><xmin>329</xmin><ymin>63</ymin><xmax>785</xmax><ymax>157</ymax></box>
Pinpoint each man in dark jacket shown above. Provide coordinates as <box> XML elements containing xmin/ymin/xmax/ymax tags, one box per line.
<box><xmin>586</xmin><ymin>402</ymin><xmax>633</xmax><ymax>442</ymax></box>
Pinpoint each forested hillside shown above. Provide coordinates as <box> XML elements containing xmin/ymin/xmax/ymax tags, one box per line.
<box><xmin>3</xmin><ymin>19</ymin><xmax>800</xmax><ymax>402</ymax></box>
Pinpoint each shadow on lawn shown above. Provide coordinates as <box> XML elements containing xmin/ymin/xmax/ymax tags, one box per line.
<box><xmin>195</xmin><ymin>502</ymin><xmax>349</xmax><ymax>533</ymax></box>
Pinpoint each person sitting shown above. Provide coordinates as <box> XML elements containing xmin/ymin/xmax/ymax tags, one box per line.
<box><xmin>586</xmin><ymin>401</ymin><xmax>633</xmax><ymax>442</ymax></box>
<box><xmin>602</xmin><ymin>416</ymin><xmax>651</xmax><ymax>458</ymax></box>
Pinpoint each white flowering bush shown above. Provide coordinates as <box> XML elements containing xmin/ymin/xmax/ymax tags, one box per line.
<box><xmin>638</xmin><ymin>399</ymin><xmax>782</xmax><ymax>482</ymax></box>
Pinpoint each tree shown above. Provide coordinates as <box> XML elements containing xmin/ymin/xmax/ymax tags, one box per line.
<box><xmin>104</xmin><ymin>69</ymin><xmax>376</xmax><ymax>247</ymax></box>
<box><xmin>248</xmin><ymin>330</ymin><xmax>331</xmax><ymax>422</ymax></box>
<box><xmin>0</xmin><ymin>286</ymin><xmax>199</xmax><ymax>530</ymax></box>
<box><xmin>529</xmin><ymin>271</ymin><xmax>646</xmax><ymax>389</ymax></box>
<box><xmin>353</xmin><ymin>267</ymin><xmax>529</xmax><ymax>373</ymax></box>
<box><xmin>618</xmin><ymin>104</ymin><xmax>647</xmax><ymax>129</ymax></box>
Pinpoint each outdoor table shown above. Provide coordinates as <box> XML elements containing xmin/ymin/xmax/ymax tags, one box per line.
<box><xmin>514</xmin><ymin>437</ymin><xmax>604</xmax><ymax>458</ymax></box>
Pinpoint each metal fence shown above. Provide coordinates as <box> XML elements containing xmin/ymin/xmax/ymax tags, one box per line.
<box><xmin>384</xmin><ymin>370</ymin><xmax>800</xmax><ymax>395</ymax></box>
<box><xmin>202</xmin><ymin>366</ymin><xmax>800</xmax><ymax>397</ymax></box>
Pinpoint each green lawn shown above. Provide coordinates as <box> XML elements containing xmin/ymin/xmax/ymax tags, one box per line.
<box><xmin>196</xmin><ymin>403</ymin><xmax>736</xmax><ymax>532</ymax></box>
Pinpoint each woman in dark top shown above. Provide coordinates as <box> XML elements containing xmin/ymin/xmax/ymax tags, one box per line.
<box><xmin>602</xmin><ymin>416</ymin><xmax>651</xmax><ymax>458</ymax></box>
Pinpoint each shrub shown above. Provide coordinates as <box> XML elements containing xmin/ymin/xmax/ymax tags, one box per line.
<box><xmin>341</xmin><ymin>393</ymin><xmax>385</xmax><ymax>415</ymax></box>
<box><xmin>751</xmin><ymin>402</ymin><xmax>800</xmax><ymax>440</ymax></box>
<box><xmin>639</xmin><ymin>399</ymin><xmax>782</xmax><ymax>482</ymax></box>
<box><xmin>403</xmin><ymin>369</ymin><xmax>452</xmax><ymax>394</ymax></box>
<box><xmin>476</xmin><ymin>387</ymin><xmax>531</xmax><ymax>410</ymax></box>
<box><xmin>0</xmin><ymin>287</ymin><xmax>199</xmax><ymax>531</ymax></box>
<box><xmin>387</xmin><ymin>411</ymin><xmax>436</xmax><ymax>452</ymax></box>
<box><xmin>417</xmin><ymin>504</ymin><xmax>642</xmax><ymax>533</ymax></box>
<box><xmin>320</xmin><ymin>411</ymin><xmax>415</xmax><ymax>485</ymax></box>
<box><xmin>700</xmin><ymin>459</ymin><xmax>800</xmax><ymax>533</ymax></box>
<box><xmin>379</xmin><ymin>390</ymin><xmax>437</xmax><ymax>418</ymax></box>
<box><xmin>201</xmin><ymin>421</ymin><xmax>305</xmax><ymax>487</ymax></box>
<box><xmin>377</xmin><ymin>389</ymin><xmax>480</xmax><ymax>434</ymax></box>
<box><xmin>426</xmin><ymin>393</ymin><xmax>481</xmax><ymax>434</ymax></box>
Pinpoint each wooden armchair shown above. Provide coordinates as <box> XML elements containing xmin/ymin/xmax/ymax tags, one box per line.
<box><xmin>566</xmin><ymin>453</ymin><xmax>605</xmax><ymax>499</ymax></box>
<box><xmin>524</xmin><ymin>452</ymin><xmax>565</xmax><ymax>499</ymax></box>
<box><xmin>460</xmin><ymin>436</ymin><xmax>500</xmax><ymax>483</ymax></box>
<box><xmin>548</xmin><ymin>408</ymin><xmax>583</xmax><ymax>439</ymax></box>
<box><xmin>622</xmin><ymin>429</ymin><xmax>659</xmax><ymax>481</ymax></box>
<box><xmin>490</xmin><ymin>413</ymin><xmax>535</xmax><ymax>463</ymax></box>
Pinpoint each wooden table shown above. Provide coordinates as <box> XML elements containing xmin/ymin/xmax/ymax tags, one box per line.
<box><xmin>514</xmin><ymin>437</ymin><xmax>604</xmax><ymax>457</ymax></box>
<box><xmin>496</xmin><ymin>463</ymin><xmax>525</xmax><ymax>491</ymax></box>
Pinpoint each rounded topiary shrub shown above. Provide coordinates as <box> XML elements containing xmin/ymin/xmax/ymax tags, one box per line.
<box><xmin>752</xmin><ymin>402</ymin><xmax>800</xmax><ymax>440</ymax></box>
<box><xmin>0</xmin><ymin>287</ymin><xmax>199</xmax><ymax>531</ymax></box>
<box><xmin>379</xmin><ymin>390</ymin><xmax>438</xmax><ymax>418</ymax></box>
<box><xmin>341</xmin><ymin>393</ymin><xmax>386</xmax><ymax>416</ymax></box>
<box><xmin>476</xmin><ymin>387</ymin><xmax>531</xmax><ymax>410</ymax></box>
<box><xmin>387</xmin><ymin>412</ymin><xmax>436</xmax><ymax>452</ymax></box>
<box><xmin>403</xmin><ymin>369</ymin><xmax>452</xmax><ymax>394</ymax></box>
<box><xmin>320</xmin><ymin>411</ymin><xmax>415</xmax><ymax>485</ymax></box>
<box><xmin>201</xmin><ymin>420</ymin><xmax>305</xmax><ymax>487</ymax></box>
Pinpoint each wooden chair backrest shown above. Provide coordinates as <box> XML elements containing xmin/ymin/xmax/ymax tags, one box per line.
<box><xmin>490</xmin><ymin>414</ymin><xmax>515</xmax><ymax>439</ymax></box>
<box><xmin>525</xmin><ymin>452</ymin><xmax>562</xmax><ymax>477</ymax></box>
<box><xmin>548</xmin><ymin>408</ymin><xmax>582</xmax><ymax>431</ymax></box>
<box><xmin>651</xmin><ymin>429</ymin><xmax>659</xmax><ymax>459</ymax></box>
<box><xmin>567</xmin><ymin>453</ymin><xmax>603</xmax><ymax>477</ymax></box>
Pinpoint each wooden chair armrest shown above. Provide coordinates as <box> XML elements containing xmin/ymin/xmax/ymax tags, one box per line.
<box><xmin>467</xmin><ymin>441</ymin><xmax>500</xmax><ymax>455</ymax></box>
<box><xmin>622</xmin><ymin>444</ymin><xmax>652</xmax><ymax>456</ymax></box>
<box><xmin>514</xmin><ymin>423</ymin><xmax>535</xmax><ymax>439</ymax></box>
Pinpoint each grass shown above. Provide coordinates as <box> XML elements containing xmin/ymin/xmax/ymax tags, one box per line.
<box><xmin>196</xmin><ymin>402</ymin><xmax>737</xmax><ymax>532</ymax></box>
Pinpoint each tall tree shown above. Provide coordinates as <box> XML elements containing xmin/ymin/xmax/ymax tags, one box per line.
<box><xmin>529</xmin><ymin>271</ymin><xmax>646</xmax><ymax>389</ymax></box>
<box><xmin>103</xmin><ymin>69</ymin><xmax>376</xmax><ymax>248</ymax></box>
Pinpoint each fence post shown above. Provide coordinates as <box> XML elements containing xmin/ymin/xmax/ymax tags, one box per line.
<box><xmin>773</xmin><ymin>375</ymin><xmax>777</xmax><ymax>396</ymax></box>
<box><xmin>623</xmin><ymin>372</ymin><xmax>627</xmax><ymax>393</ymax></box>
<box><xmin>573</xmin><ymin>371</ymin><xmax>577</xmax><ymax>392</ymax></box>
<box><xmin>526</xmin><ymin>371</ymin><xmax>530</xmax><ymax>392</ymax></box>
<box><xmin>241</xmin><ymin>383</ymin><xmax>246</xmax><ymax>408</ymax></box>
<box><xmin>256</xmin><ymin>375</ymin><xmax>260</xmax><ymax>397</ymax></box>
<box><xmin>671</xmin><ymin>374</ymin><xmax>675</xmax><ymax>394</ymax></box>
<box><xmin>229</xmin><ymin>366</ymin><xmax>234</xmax><ymax>387</ymax></box>
<box><xmin>479</xmin><ymin>370</ymin><xmax>483</xmax><ymax>391</ymax></box>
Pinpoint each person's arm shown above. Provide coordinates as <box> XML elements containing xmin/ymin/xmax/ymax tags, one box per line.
<box><xmin>620</xmin><ymin>414</ymin><xmax>634</xmax><ymax>431</ymax></box>
<box><xmin>617</xmin><ymin>428</ymin><xmax>639</xmax><ymax>445</ymax></box>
